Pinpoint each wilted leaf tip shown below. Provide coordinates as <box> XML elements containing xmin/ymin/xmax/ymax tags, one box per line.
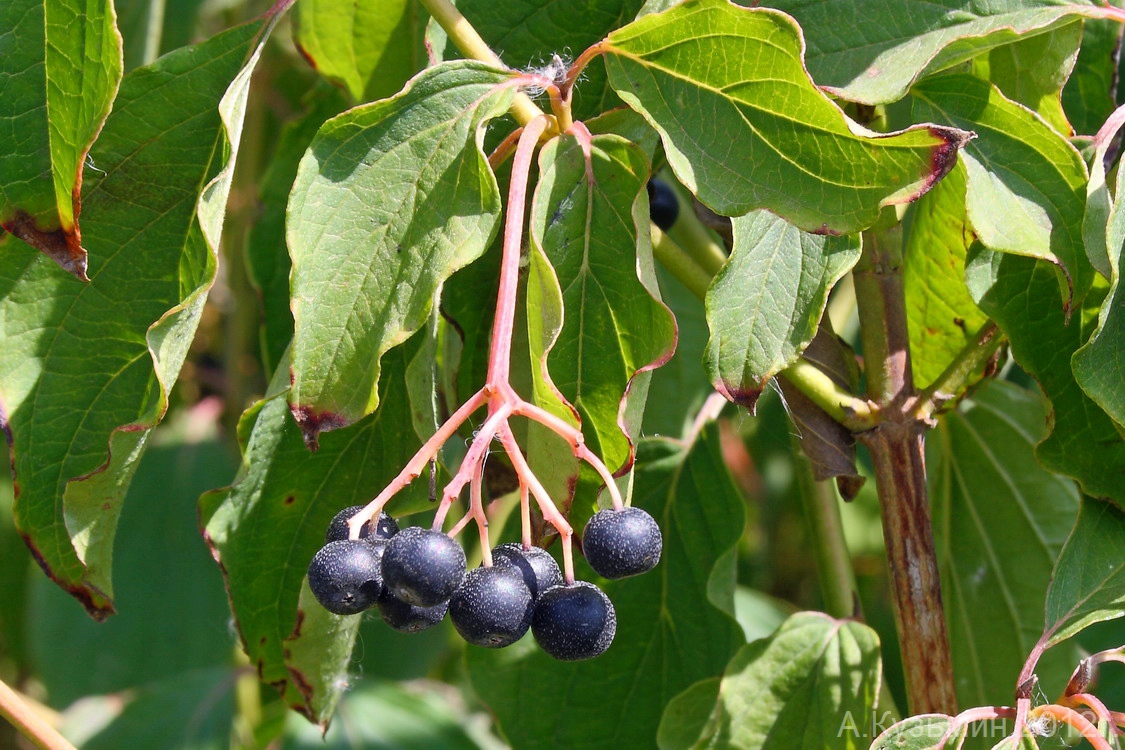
<box><xmin>288</xmin><ymin>402</ymin><xmax>346</xmax><ymax>452</ymax></box>
<box><xmin>2</xmin><ymin>211</ymin><xmax>89</xmax><ymax>281</ymax></box>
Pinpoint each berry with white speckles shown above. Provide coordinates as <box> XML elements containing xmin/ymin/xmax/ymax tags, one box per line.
<box><xmin>306</xmin><ymin>539</ymin><xmax>385</xmax><ymax>615</ymax></box>
<box><xmin>532</xmin><ymin>581</ymin><xmax>616</xmax><ymax>660</ymax></box>
<box><xmin>378</xmin><ymin>593</ymin><xmax>448</xmax><ymax>633</ymax></box>
<box><xmin>324</xmin><ymin>505</ymin><xmax>399</xmax><ymax>543</ymax></box>
<box><xmin>492</xmin><ymin>543</ymin><xmax>563</xmax><ymax>600</ymax></box>
<box><xmin>582</xmin><ymin>507</ymin><xmax>662</xmax><ymax>579</ymax></box>
<box><xmin>449</xmin><ymin>564</ymin><xmax>534</xmax><ymax>647</ymax></box>
<box><xmin>381</xmin><ymin>526</ymin><xmax>466</xmax><ymax>606</ymax></box>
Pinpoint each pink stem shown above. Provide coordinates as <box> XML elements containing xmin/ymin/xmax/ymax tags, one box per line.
<box><xmin>512</xmin><ymin>400</ymin><xmax>625</xmax><ymax>510</ymax></box>
<box><xmin>469</xmin><ymin>451</ymin><xmax>493</xmax><ymax>566</ymax></box>
<box><xmin>1029</xmin><ymin>705</ymin><xmax>1114</xmax><ymax>750</ymax></box>
<box><xmin>519</xmin><ymin>482</ymin><xmax>532</xmax><ymax>549</ymax></box>
<box><xmin>348</xmin><ymin>387</ymin><xmax>489</xmax><ymax>538</ymax></box>
<box><xmin>432</xmin><ymin>400</ymin><xmax>513</xmax><ymax>530</ymax></box>
<box><xmin>1061</xmin><ymin>694</ymin><xmax>1122</xmax><ymax>736</ymax></box>
<box><xmin>486</xmin><ymin>115</ymin><xmax>551</xmax><ymax>386</ymax></box>
<box><xmin>497</xmin><ymin>424</ymin><xmax>575</xmax><ymax>583</ymax></box>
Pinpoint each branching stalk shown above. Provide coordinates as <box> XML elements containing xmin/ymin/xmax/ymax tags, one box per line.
<box><xmin>914</xmin><ymin>321</ymin><xmax>1004</xmax><ymax>423</ymax></box>
<box><xmin>0</xmin><ymin>678</ymin><xmax>75</xmax><ymax>750</ymax></box>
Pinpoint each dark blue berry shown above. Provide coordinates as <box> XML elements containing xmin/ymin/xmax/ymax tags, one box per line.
<box><xmin>325</xmin><ymin>505</ymin><xmax>399</xmax><ymax>543</ymax></box>
<box><xmin>378</xmin><ymin>594</ymin><xmax>448</xmax><ymax>633</ymax></box>
<box><xmin>647</xmin><ymin>179</ymin><xmax>679</xmax><ymax>231</ymax></box>
<box><xmin>307</xmin><ymin>539</ymin><xmax>385</xmax><ymax>615</ymax></box>
<box><xmin>450</xmin><ymin>564</ymin><xmax>533</xmax><ymax>647</ymax></box>
<box><xmin>381</xmin><ymin>527</ymin><xmax>466</xmax><ymax>606</ymax></box>
<box><xmin>492</xmin><ymin>543</ymin><xmax>563</xmax><ymax>600</ymax></box>
<box><xmin>582</xmin><ymin>507</ymin><xmax>662</xmax><ymax>579</ymax></box>
<box><xmin>532</xmin><ymin>581</ymin><xmax>616</xmax><ymax>660</ymax></box>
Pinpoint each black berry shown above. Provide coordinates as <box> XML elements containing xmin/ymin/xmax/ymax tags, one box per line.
<box><xmin>647</xmin><ymin>178</ymin><xmax>679</xmax><ymax>231</ymax></box>
<box><xmin>492</xmin><ymin>543</ymin><xmax>563</xmax><ymax>600</ymax></box>
<box><xmin>306</xmin><ymin>539</ymin><xmax>385</xmax><ymax>615</ymax></box>
<box><xmin>378</xmin><ymin>594</ymin><xmax>448</xmax><ymax>633</ymax></box>
<box><xmin>532</xmin><ymin>581</ymin><xmax>616</xmax><ymax>660</ymax></box>
<box><xmin>449</xmin><ymin>564</ymin><xmax>534</xmax><ymax>647</ymax></box>
<box><xmin>325</xmin><ymin>505</ymin><xmax>399</xmax><ymax>543</ymax></box>
<box><xmin>582</xmin><ymin>506</ymin><xmax>662</xmax><ymax>579</ymax></box>
<box><xmin>381</xmin><ymin>526</ymin><xmax>466</xmax><ymax>606</ymax></box>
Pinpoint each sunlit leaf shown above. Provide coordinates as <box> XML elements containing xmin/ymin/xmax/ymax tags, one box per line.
<box><xmin>599</xmin><ymin>0</ymin><xmax>970</xmax><ymax>233</ymax></box>
<box><xmin>913</xmin><ymin>73</ymin><xmax>1090</xmax><ymax>302</ymax></box>
<box><xmin>930</xmin><ymin>380</ymin><xmax>1081</xmax><ymax>706</ymax></box>
<box><xmin>528</xmin><ymin>133</ymin><xmax>676</xmax><ymax>473</ymax></box>
<box><xmin>0</xmin><ymin>0</ymin><xmax>122</xmax><ymax>278</ymax></box>
<box><xmin>967</xmin><ymin>248</ymin><xmax>1125</xmax><ymax>504</ymax></box>
<box><xmin>1043</xmin><ymin>498</ymin><xmax>1125</xmax><ymax>646</ymax></box>
<box><xmin>293</xmin><ymin>0</ymin><xmax>427</xmax><ymax>104</ymax></box>
<box><xmin>0</xmin><ymin>16</ymin><xmax>274</xmax><ymax>617</ymax></box>
<box><xmin>767</xmin><ymin>0</ymin><xmax>1104</xmax><ymax>106</ymax></box>
<box><xmin>286</xmin><ymin>61</ymin><xmax>514</xmax><ymax>446</ymax></box>
<box><xmin>903</xmin><ymin>161</ymin><xmax>991</xmax><ymax>391</ymax></box>
<box><xmin>695</xmin><ymin>612</ymin><xmax>882</xmax><ymax>750</ymax></box>
<box><xmin>1073</xmin><ymin>104</ymin><xmax>1125</xmax><ymax>426</ymax></box>
<box><xmin>468</xmin><ymin>429</ymin><xmax>745</xmax><ymax>748</ymax></box>
<box><xmin>200</xmin><ymin>341</ymin><xmax>436</xmax><ymax>723</ymax></box>
<box><xmin>704</xmin><ymin>210</ymin><xmax>860</xmax><ymax>408</ymax></box>
<box><xmin>869</xmin><ymin>715</ymin><xmax>961</xmax><ymax>750</ymax></box>
<box><xmin>970</xmin><ymin>20</ymin><xmax>1081</xmax><ymax>135</ymax></box>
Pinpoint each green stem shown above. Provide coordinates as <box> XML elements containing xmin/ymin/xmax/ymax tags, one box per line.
<box><xmin>854</xmin><ymin>226</ymin><xmax>957</xmax><ymax>716</ymax></box>
<box><xmin>651</xmin><ymin>227</ymin><xmax>712</xmax><ymax>300</ymax></box>
<box><xmin>417</xmin><ymin>0</ymin><xmax>546</xmax><ymax>128</ymax></box>
<box><xmin>0</xmin><ymin>678</ymin><xmax>75</xmax><ymax>750</ymax></box>
<box><xmin>142</xmin><ymin>0</ymin><xmax>166</xmax><ymax>66</ymax></box>
<box><xmin>792</xmin><ymin>437</ymin><xmax>857</xmax><ymax>620</ymax></box>
<box><xmin>663</xmin><ymin>182</ymin><xmax>727</xmax><ymax>277</ymax></box>
<box><xmin>914</xmin><ymin>322</ymin><xmax>1004</xmax><ymax>423</ymax></box>
<box><xmin>782</xmin><ymin>359</ymin><xmax>877</xmax><ymax>432</ymax></box>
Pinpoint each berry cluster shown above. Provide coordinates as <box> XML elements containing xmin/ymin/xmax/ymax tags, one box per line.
<box><xmin>304</xmin><ymin>114</ymin><xmax>667</xmax><ymax>661</ymax></box>
<box><xmin>308</xmin><ymin>504</ymin><xmax>662</xmax><ymax>660</ymax></box>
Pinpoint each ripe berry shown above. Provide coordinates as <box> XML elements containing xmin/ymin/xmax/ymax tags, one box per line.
<box><xmin>378</xmin><ymin>594</ymin><xmax>448</xmax><ymax>633</ymax></box>
<box><xmin>582</xmin><ymin>506</ymin><xmax>662</xmax><ymax>579</ymax></box>
<box><xmin>450</xmin><ymin>564</ymin><xmax>534</xmax><ymax>647</ymax></box>
<box><xmin>381</xmin><ymin>527</ymin><xmax>466</xmax><ymax>606</ymax></box>
<box><xmin>492</xmin><ymin>543</ymin><xmax>563</xmax><ymax>600</ymax></box>
<box><xmin>307</xmin><ymin>539</ymin><xmax>385</xmax><ymax>615</ymax></box>
<box><xmin>647</xmin><ymin>178</ymin><xmax>679</xmax><ymax>231</ymax></box>
<box><xmin>532</xmin><ymin>581</ymin><xmax>616</xmax><ymax>660</ymax></box>
<box><xmin>325</xmin><ymin>505</ymin><xmax>399</xmax><ymax>543</ymax></box>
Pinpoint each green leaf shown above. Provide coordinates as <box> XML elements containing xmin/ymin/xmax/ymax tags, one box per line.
<box><xmin>903</xmin><ymin>160</ymin><xmax>991</xmax><ymax>390</ymax></box>
<box><xmin>200</xmin><ymin>342</ymin><xmax>434</xmax><ymax>723</ymax></box>
<box><xmin>429</xmin><ymin>0</ymin><xmax>645</xmax><ymax>121</ymax></box>
<box><xmin>1073</xmin><ymin>105</ymin><xmax>1125</xmax><ymax>426</ymax></box>
<box><xmin>286</xmin><ymin>61</ymin><xmax>515</xmax><ymax>446</ymax></box>
<box><xmin>0</xmin><ymin>0</ymin><xmax>122</xmax><ymax>279</ymax></box>
<box><xmin>467</xmin><ymin>428</ymin><xmax>745</xmax><ymax>749</ymax></box>
<box><xmin>967</xmin><ymin>247</ymin><xmax>1125</xmax><ymax>504</ymax></box>
<box><xmin>930</xmin><ymin>380</ymin><xmax>1081</xmax><ymax>706</ymax></box>
<box><xmin>970</xmin><ymin>20</ymin><xmax>1081</xmax><ymax>135</ymax></box>
<box><xmin>704</xmin><ymin>210</ymin><xmax>860</xmax><ymax>407</ymax></box>
<box><xmin>246</xmin><ymin>81</ymin><xmax>349</xmax><ymax>375</ymax></box>
<box><xmin>912</xmin><ymin>73</ymin><xmax>1090</xmax><ymax>301</ymax></box>
<box><xmin>69</xmin><ymin>667</ymin><xmax>238</xmax><ymax>750</ymax></box>
<box><xmin>657</xmin><ymin>677</ymin><xmax>721</xmax><ymax>750</ymax></box>
<box><xmin>28</xmin><ymin>424</ymin><xmax>234</xmax><ymax>706</ymax></box>
<box><xmin>1043</xmin><ymin>498</ymin><xmax>1125</xmax><ymax>646</ymax></box>
<box><xmin>1062</xmin><ymin>18</ymin><xmax>1122</xmax><ymax>136</ymax></box>
<box><xmin>767</xmin><ymin>0</ymin><xmax>1103</xmax><ymax>106</ymax></box>
<box><xmin>293</xmin><ymin>0</ymin><xmax>427</xmax><ymax>105</ymax></box>
<box><xmin>0</xmin><ymin>17</ymin><xmax>273</xmax><ymax>617</ymax></box>
<box><xmin>281</xmin><ymin>678</ymin><xmax>489</xmax><ymax>749</ymax></box>
<box><xmin>528</xmin><ymin>133</ymin><xmax>676</xmax><ymax>473</ymax></box>
<box><xmin>696</xmin><ymin>612</ymin><xmax>882</xmax><ymax>750</ymax></box>
<box><xmin>869</xmin><ymin>715</ymin><xmax>962</xmax><ymax>750</ymax></box>
<box><xmin>599</xmin><ymin>0</ymin><xmax>970</xmax><ymax>233</ymax></box>
<box><xmin>115</xmin><ymin>0</ymin><xmax>208</xmax><ymax>71</ymax></box>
